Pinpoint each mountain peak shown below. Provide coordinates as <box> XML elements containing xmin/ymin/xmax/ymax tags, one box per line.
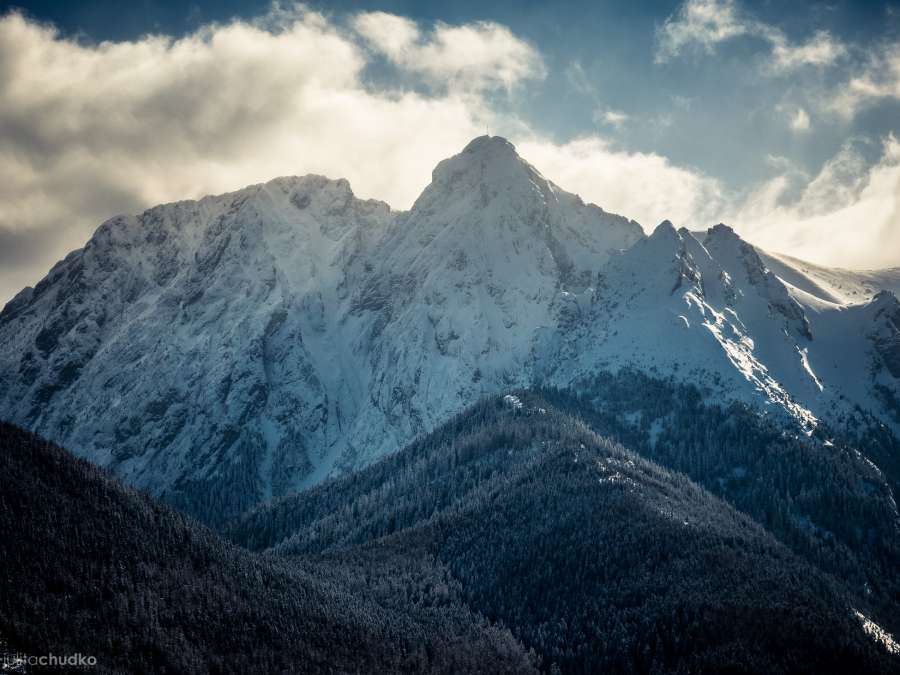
<box><xmin>643</xmin><ymin>220</ymin><xmax>681</xmax><ymax>251</ymax></box>
<box><xmin>421</xmin><ymin>134</ymin><xmax>549</xmax><ymax>208</ymax></box>
<box><xmin>461</xmin><ymin>135</ymin><xmax>518</xmax><ymax>157</ymax></box>
<box><xmin>653</xmin><ymin>219</ymin><xmax>677</xmax><ymax>236</ymax></box>
<box><xmin>872</xmin><ymin>289</ymin><xmax>899</xmax><ymax>306</ymax></box>
<box><xmin>706</xmin><ymin>223</ymin><xmax>737</xmax><ymax>241</ymax></box>
<box><xmin>448</xmin><ymin>135</ymin><xmax>527</xmax><ymax>178</ymax></box>
<box><xmin>704</xmin><ymin>222</ymin><xmax>757</xmax><ymax>259</ymax></box>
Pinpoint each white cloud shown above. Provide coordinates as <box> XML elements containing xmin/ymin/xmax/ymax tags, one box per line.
<box><xmin>517</xmin><ymin>136</ymin><xmax>725</xmax><ymax>229</ymax></box>
<box><xmin>789</xmin><ymin>108</ymin><xmax>811</xmax><ymax>132</ymax></box>
<box><xmin>656</xmin><ymin>0</ymin><xmax>845</xmax><ymax>73</ymax></box>
<box><xmin>733</xmin><ymin>136</ymin><xmax>900</xmax><ymax>269</ymax></box>
<box><xmin>566</xmin><ymin>63</ymin><xmax>629</xmax><ymax>131</ymax></box>
<box><xmin>565</xmin><ymin>60</ymin><xmax>595</xmax><ymax>96</ymax></box>
<box><xmin>831</xmin><ymin>43</ymin><xmax>900</xmax><ymax>118</ymax></box>
<box><xmin>670</xmin><ymin>95</ymin><xmax>694</xmax><ymax>111</ymax></box>
<box><xmin>0</xmin><ymin>7</ymin><xmax>498</xmax><ymax>302</ymax></box>
<box><xmin>346</xmin><ymin>11</ymin><xmax>420</xmax><ymax>62</ymax></box>
<box><xmin>351</xmin><ymin>11</ymin><xmax>545</xmax><ymax>93</ymax></box>
<box><xmin>655</xmin><ymin>0</ymin><xmax>747</xmax><ymax>63</ymax></box>
<box><xmin>522</xmin><ymin>133</ymin><xmax>900</xmax><ymax>273</ymax></box>
<box><xmin>593</xmin><ymin>108</ymin><xmax>629</xmax><ymax>129</ymax></box>
<box><xmin>797</xmin><ymin>139</ymin><xmax>870</xmax><ymax>214</ymax></box>
<box><xmin>769</xmin><ymin>30</ymin><xmax>846</xmax><ymax>73</ymax></box>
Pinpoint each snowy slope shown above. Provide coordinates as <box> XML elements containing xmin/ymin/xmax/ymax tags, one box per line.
<box><xmin>759</xmin><ymin>250</ymin><xmax>900</xmax><ymax>306</ymax></box>
<box><xmin>545</xmin><ymin>222</ymin><xmax>900</xmax><ymax>435</ymax></box>
<box><xmin>335</xmin><ymin>136</ymin><xmax>642</xmax><ymax>472</ymax></box>
<box><xmin>0</xmin><ymin>176</ymin><xmax>393</xmax><ymax>515</ymax></box>
<box><xmin>1</xmin><ymin>135</ymin><xmax>898</xmax><ymax>520</ymax></box>
<box><xmin>539</xmin><ymin>223</ymin><xmax>819</xmax><ymax>425</ymax></box>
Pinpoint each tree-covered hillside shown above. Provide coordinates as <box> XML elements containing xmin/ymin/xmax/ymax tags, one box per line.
<box><xmin>538</xmin><ymin>371</ymin><xmax>900</xmax><ymax>634</ymax></box>
<box><xmin>226</xmin><ymin>394</ymin><xmax>899</xmax><ymax>674</ymax></box>
<box><xmin>0</xmin><ymin>422</ymin><xmax>537</xmax><ymax>675</ymax></box>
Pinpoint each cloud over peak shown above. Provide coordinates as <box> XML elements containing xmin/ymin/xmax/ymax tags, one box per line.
<box><xmin>0</xmin><ymin>6</ymin><xmax>493</xmax><ymax>301</ymax></box>
<box><xmin>351</xmin><ymin>11</ymin><xmax>545</xmax><ymax>93</ymax></box>
<box><xmin>0</xmin><ymin>2</ymin><xmax>898</xmax><ymax>306</ymax></box>
<box><xmin>735</xmin><ymin>135</ymin><xmax>900</xmax><ymax>269</ymax></box>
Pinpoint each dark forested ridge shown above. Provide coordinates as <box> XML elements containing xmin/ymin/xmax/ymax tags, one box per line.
<box><xmin>0</xmin><ymin>422</ymin><xmax>538</xmax><ymax>675</ymax></box>
<box><xmin>4</xmin><ymin>388</ymin><xmax>900</xmax><ymax>674</ymax></box>
<box><xmin>536</xmin><ymin>372</ymin><xmax>900</xmax><ymax>634</ymax></box>
<box><xmin>226</xmin><ymin>394</ymin><xmax>899</xmax><ymax>674</ymax></box>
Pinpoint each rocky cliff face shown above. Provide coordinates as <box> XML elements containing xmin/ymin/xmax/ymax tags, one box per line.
<box><xmin>1</xmin><ymin>136</ymin><xmax>898</xmax><ymax>521</ymax></box>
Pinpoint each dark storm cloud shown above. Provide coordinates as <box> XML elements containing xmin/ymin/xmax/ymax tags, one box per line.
<box><xmin>0</xmin><ymin>225</ymin><xmax>57</xmax><ymax>269</ymax></box>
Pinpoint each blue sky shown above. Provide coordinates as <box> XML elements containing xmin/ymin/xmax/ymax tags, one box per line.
<box><xmin>7</xmin><ymin>0</ymin><xmax>900</xmax><ymax>184</ymax></box>
<box><xmin>1</xmin><ymin>0</ymin><xmax>900</xmax><ymax>302</ymax></box>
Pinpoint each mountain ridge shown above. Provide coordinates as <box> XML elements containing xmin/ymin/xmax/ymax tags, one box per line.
<box><xmin>0</xmin><ymin>420</ymin><xmax>539</xmax><ymax>674</ymax></box>
<box><xmin>223</xmin><ymin>391</ymin><xmax>900</xmax><ymax>673</ymax></box>
<box><xmin>6</xmin><ymin>401</ymin><xmax>899</xmax><ymax>673</ymax></box>
<box><xmin>1</xmin><ymin>135</ymin><xmax>899</xmax><ymax>523</ymax></box>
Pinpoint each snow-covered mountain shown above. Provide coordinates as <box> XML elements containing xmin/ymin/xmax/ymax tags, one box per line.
<box><xmin>545</xmin><ymin>221</ymin><xmax>900</xmax><ymax>433</ymax></box>
<box><xmin>341</xmin><ymin>136</ymin><xmax>641</xmax><ymax>473</ymax></box>
<box><xmin>1</xmin><ymin>136</ymin><xmax>898</xmax><ymax>520</ymax></box>
<box><xmin>758</xmin><ymin>250</ymin><xmax>900</xmax><ymax>305</ymax></box>
<box><xmin>0</xmin><ymin>174</ymin><xmax>394</xmax><ymax>515</ymax></box>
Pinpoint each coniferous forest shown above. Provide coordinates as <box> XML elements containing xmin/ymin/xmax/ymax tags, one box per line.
<box><xmin>4</xmin><ymin>381</ymin><xmax>900</xmax><ymax>673</ymax></box>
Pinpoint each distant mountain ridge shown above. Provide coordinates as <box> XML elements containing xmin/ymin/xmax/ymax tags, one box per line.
<box><xmin>1</xmin><ymin>136</ymin><xmax>899</xmax><ymax>522</ymax></box>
